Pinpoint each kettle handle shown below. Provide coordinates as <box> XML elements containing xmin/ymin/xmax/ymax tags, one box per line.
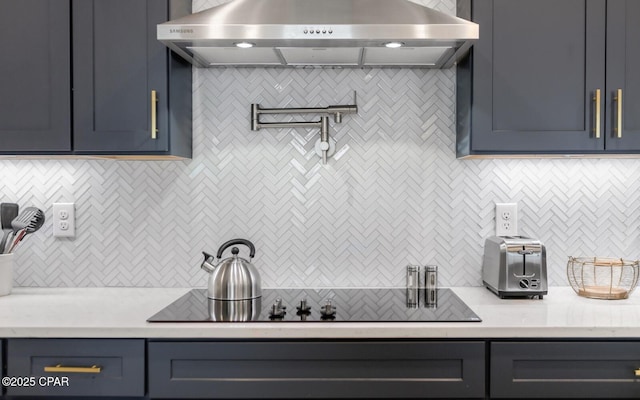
<box><xmin>216</xmin><ymin>239</ymin><xmax>255</xmax><ymax>259</ymax></box>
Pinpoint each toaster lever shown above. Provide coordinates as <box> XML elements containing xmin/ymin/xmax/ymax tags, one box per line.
<box><xmin>513</xmin><ymin>272</ymin><xmax>537</xmax><ymax>278</ymax></box>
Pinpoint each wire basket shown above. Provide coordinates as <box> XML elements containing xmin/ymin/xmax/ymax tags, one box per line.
<box><xmin>567</xmin><ymin>257</ymin><xmax>640</xmax><ymax>299</ymax></box>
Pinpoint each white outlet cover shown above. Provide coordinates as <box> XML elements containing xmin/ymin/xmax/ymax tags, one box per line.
<box><xmin>53</xmin><ymin>203</ymin><xmax>75</xmax><ymax>238</ymax></box>
<box><xmin>496</xmin><ymin>203</ymin><xmax>518</xmax><ymax>236</ymax></box>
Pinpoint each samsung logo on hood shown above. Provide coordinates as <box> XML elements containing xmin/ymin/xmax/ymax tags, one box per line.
<box><xmin>170</xmin><ymin>28</ymin><xmax>194</xmax><ymax>34</ymax></box>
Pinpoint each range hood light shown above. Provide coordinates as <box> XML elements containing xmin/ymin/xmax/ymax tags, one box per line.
<box><xmin>384</xmin><ymin>42</ymin><xmax>404</xmax><ymax>48</ymax></box>
<box><xmin>234</xmin><ymin>42</ymin><xmax>255</xmax><ymax>48</ymax></box>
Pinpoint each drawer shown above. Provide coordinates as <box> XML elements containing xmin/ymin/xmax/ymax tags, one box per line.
<box><xmin>491</xmin><ymin>341</ymin><xmax>640</xmax><ymax>398</ymax></box>
<box><xmin>149</xmin><ymin>340</ymin><xmax>485</xmax><ymax>399</ymax></box>
<box><xmin>6</xmin><ymin>339</ymin><xmax>144</xmax><ymax>397</ymax></box>
<box><xmin>1</xmin><ymin>339</ymin><xmax>4</xmax><ymax>397</ymax></box>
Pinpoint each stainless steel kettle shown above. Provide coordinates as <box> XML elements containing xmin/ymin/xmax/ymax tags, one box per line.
<box><xmin>201</xmin><ymin>239</ymin><xmax>262</xmax><ymax>300</ymax></box>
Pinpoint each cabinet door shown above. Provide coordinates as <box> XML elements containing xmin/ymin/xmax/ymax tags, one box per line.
<box><xmin>469</xmin><ymin>0</ymin><xmax>606</xmax><ymax>154</ymax></box>
<box><xmin>491</xmin><ymin>341</ymin><xmax>640</xmax><ymax>398</ymax></box>
<box><xmin>0</xmin><ymin>0</ymin><xmax>71</xmax><ymax>152</ymax></box>
<box><xmin>73</xmin><ymin>0</ymin><xmax>170</xmax><ymax>153</ymax></box>
<box><xmin>606</xmin><ymin>0</ymin><xmax>640</xmax><ymax>151</ymax></box>
<box><xmin>6</xmin><ymin>339</ymin><xmax>145</xmax><ymax>397</ymax></box>
<box><xmin>1</xmin><ymin>339</ymin><xmax>3</xmax><ymax>398</ymax></box>
<box><xmin>149</xmin><ymin>341</ymin><xmax>485</xmax><ymax>399</ymax></box>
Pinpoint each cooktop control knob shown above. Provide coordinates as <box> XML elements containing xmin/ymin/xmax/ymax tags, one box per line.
<box><xmin>320</xmin><ymin>299</ymin><xmax>336</xmax><ymax>320</ymax></box>
<box><xmin>269</xmin><ymin>298</ymin><xmax>287</xmax><ymax>320</ymax></box>
<box><xmin>296</xmin><ymin>298</ymin><xmax>311</xmax><ymax>315</ymax></box>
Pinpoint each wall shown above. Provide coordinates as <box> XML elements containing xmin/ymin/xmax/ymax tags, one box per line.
<box><xmin>1</xmin><ymin>0</ymin><xmax>639</xmax><ymax>289</ymax></box>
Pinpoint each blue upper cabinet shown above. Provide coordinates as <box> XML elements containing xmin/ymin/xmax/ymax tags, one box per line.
<box><xmin>0</xmin><ymin>0</ymin><xmax>72</xmax><ymax>152</ymax></box>
<box><xmin>605</xmin><ymin>0</ymin><xmax>640</xmax><ymax>151</ymax></box>
<box><xmin>73</xmin><ymin>0</ymin><xmax>191</xmax><ymax>158</ymax></box>
<box><xmin>0</xmin><ymin>0</ymin><xmax>192</xmax><ymax>158</ymax></box>
<box><xmin>457</xmin><ymin>0</ymin><xmax>640</xmax><ymax>157</ymax></box>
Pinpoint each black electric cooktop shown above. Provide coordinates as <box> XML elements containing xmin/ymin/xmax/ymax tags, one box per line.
<box><xmin>147</xmin><ymin>288</ymin><xmax>481</xmax><ymax>323</ymax></box>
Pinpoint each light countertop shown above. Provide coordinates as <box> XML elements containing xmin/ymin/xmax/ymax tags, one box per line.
<box><xmin>1</xmin><ymin>287</ymin><xmax>639</xmax><ymax>339</ymax></box>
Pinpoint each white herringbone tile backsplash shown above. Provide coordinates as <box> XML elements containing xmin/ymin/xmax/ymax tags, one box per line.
<box><xmin>1</xmin><ymin>0</ymin><xmax>640</xmax><ymax>288</ymax></box>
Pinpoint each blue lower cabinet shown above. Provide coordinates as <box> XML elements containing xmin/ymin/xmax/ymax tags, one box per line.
<box><xmin>148</xmin><ymin>340</ymin><xmax>486</xmax><ymax>399</ymax></box>
<box><xmin>1</xmin><ymin>339</ymin><xmax>4</xmax><ymax>398</ymax></box>
<box><xmin>491</xmin><ymin>341</ymin><xmax>640</xmax><ymax>399</ymax></box>
<box><xmin>6</xmin><ymin>339</ymin><xmax>144</xmax><ymax>397</ymax></box>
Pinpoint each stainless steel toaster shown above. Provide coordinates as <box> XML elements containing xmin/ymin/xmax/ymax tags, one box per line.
<box><xmin>482</xmin><ymin>236</ymin><xmax>547</xmax><ymax>299</ymax></box>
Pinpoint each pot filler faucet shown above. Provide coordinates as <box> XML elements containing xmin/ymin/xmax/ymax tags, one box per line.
<box><xmin>250</xmin><ymin>92</ymin><xmax>358</xmax><ymax>164</ymax></box>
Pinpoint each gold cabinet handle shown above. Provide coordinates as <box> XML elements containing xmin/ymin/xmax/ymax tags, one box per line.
<box><xmin>151</xmin><ymin>90</ymin><xmax>158</xmax><ymax>140</ymax></box>
<box><xmin>635</xmin><ymin>368</ymin><xmax>640</xmax><ymax>377</ymax></box>
<box><xmin>614</xmin><ymin>88</ymin><xmax>623</xmax><ymax>138</ymax></box>
<box><xmin>593</xmin><ymin>89</ymin><xmax>601</xmax><ymax>139</ymax></box>
<box><xmin>44</xmin><ymin>364</ymin><xmax>102</xmax><ymax>374</ymax></box>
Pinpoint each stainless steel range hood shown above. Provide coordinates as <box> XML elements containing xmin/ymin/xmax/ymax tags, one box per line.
<box><xmin>157</xmin><ymin>0</ymin><xmax>478</xmax><ymax>68</ymax></box>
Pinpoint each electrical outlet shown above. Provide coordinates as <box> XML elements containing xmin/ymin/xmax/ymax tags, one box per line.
<box><xmin>496</xmin><ymin>203</ymin><xmax>518</xmax><ymax>236</ymax></box>
<box><xmin>53</xmin><ymin>203</ymin><xmax>75</xmax><ymax>238</ymax></box>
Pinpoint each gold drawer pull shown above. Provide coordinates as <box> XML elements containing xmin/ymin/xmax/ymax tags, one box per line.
<box><xmin>44</xmin><ymin>364</ymin><xmax>102</xmax><ymax>374</ymax></box>
<box><xmin>615</xmin><ymin>88</ymin><xmax>623</xmax><ymax>138</ymax></box>
<box><xmin>593</xmin><ymin>89</ymin><xmax>601</xmax><ymax>139</ymax></box>
<box><xmin>635</xmin><ymin>368</ymin><xmax>640</xmax><ymax>377</ymax></box>
<box><xmin>151</xmin><ymin>90</ymin><xmax>158</xmax><ymax>140</ymax></box>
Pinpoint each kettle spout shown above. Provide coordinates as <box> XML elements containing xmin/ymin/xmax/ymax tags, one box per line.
<box><xmin>201</xmin><ymin>252</ymin><xmax>217</xmax><ymax>273</ymax></box>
